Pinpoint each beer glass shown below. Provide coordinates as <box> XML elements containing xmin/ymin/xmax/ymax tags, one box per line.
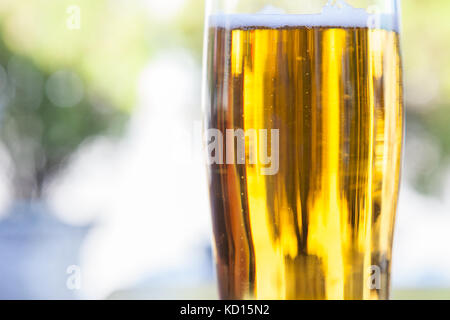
<box><xmin>203</xmin><ymin>0</ymin><xmax>403</xmax><ymax>300</ymax></box>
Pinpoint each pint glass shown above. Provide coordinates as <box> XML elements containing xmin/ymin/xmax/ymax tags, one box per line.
<box><xmin>203</xmin><ymin>0</ymin><xmax>403</xmax><ymax>300</ymax></box>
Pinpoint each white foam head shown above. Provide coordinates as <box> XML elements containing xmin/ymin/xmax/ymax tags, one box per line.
<box><xmin>209</xmin><ymin>1</ymin><xmax>398</xmax><ymax>32</ymax></box>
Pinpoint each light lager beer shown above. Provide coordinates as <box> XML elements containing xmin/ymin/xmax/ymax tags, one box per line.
<box><xmin>204</xmin><ymin>6</ymin><xmax>403</xmax><ymax>300</ymax></box>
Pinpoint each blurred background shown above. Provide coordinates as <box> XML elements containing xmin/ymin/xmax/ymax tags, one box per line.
<box><xmin>0</xmin><ymin>0</ymin><xmax>448</xmax><ymax>299</ymax></box>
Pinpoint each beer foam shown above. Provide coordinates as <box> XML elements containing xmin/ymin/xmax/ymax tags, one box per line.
<box><xmin>209</xmin><ymin>2</ymin><xmax>398</xmax><ymax>32</ymax></box>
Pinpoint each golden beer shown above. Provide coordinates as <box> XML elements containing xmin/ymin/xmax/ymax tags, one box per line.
<box><xmin>205</xmin><ymin>16</ymin><xmax>403</xmax><ymax>300</ymax></box>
